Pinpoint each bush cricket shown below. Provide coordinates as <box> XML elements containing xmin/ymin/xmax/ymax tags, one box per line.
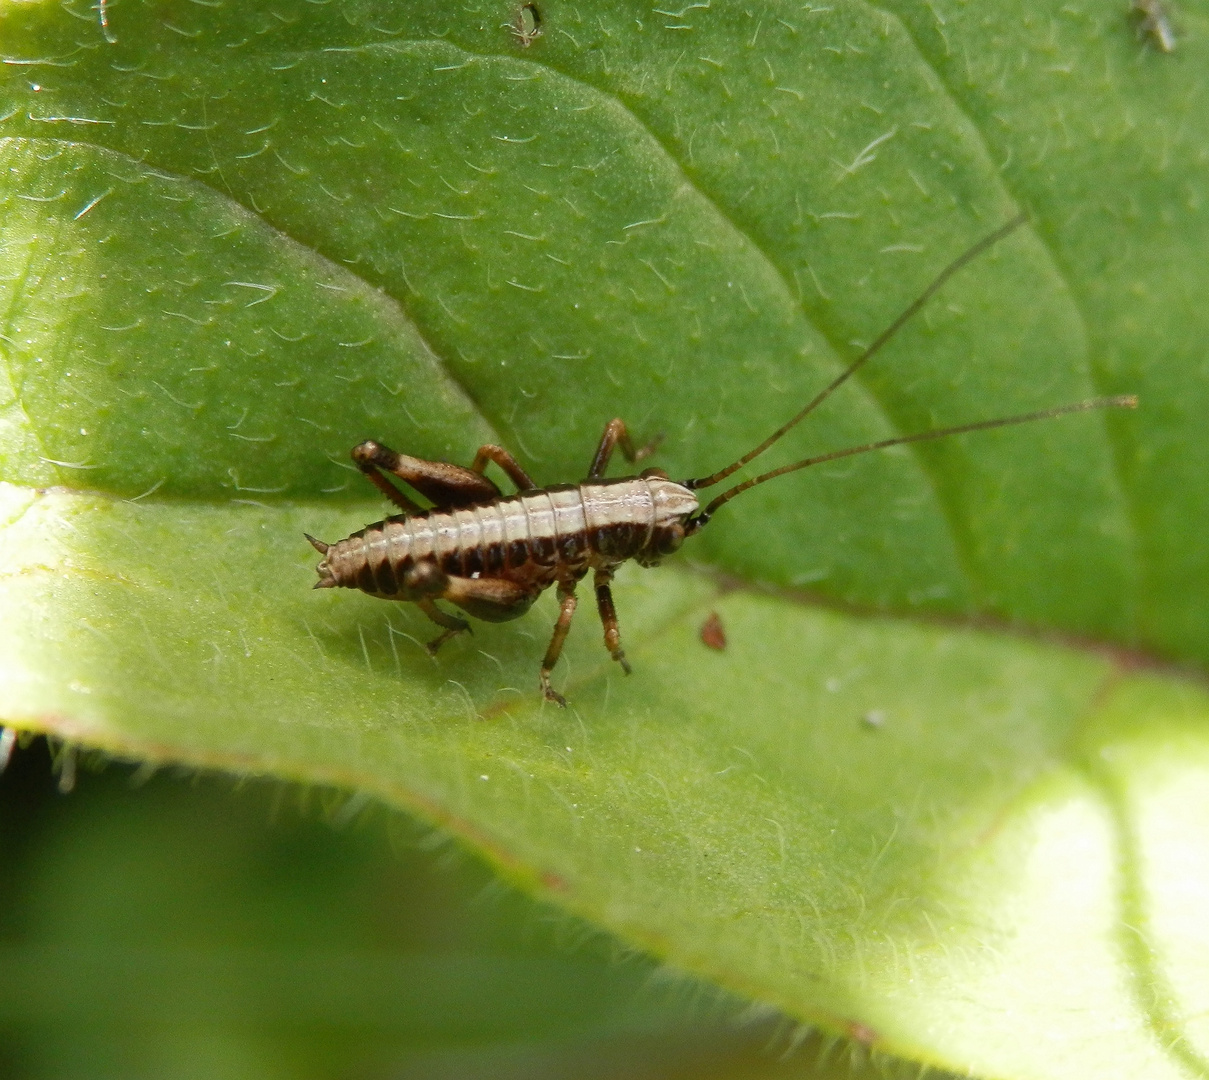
<box><xmin>307</xmin><ymin>213</ymin><xmax>1136</xmax><ymax>705</ymax></box>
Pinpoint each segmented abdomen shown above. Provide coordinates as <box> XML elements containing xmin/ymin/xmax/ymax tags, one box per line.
<box><xmin>325</xmin><ymin>480</ymin><xmax>660</xmax><ymax>595</ymax></box>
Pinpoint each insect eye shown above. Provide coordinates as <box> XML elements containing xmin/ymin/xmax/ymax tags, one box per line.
<box><xmin>656</xmin><ymin>522</ymin><xmax>686</xmax><ymax>554</ymax></box>
<box><xmin>640</xmin><ymin>467</ymin><xmax>670</xmax><ymax>480</ymax></box>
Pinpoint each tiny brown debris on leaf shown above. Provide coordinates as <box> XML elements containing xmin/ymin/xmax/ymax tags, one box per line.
<box><xmin>700</xmin><ymin>611</ymin><xmax>727</xmax><ymax>651</ymax></box>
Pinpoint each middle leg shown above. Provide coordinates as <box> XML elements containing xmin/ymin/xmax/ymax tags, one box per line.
<box><xmin>470</xmin><ymin>444</ymin><xmax>538</xmax><ymax>492</ymax></box>
<box><xmin>588</xmin><ymin>418</ymin><xmax>664</xmax><ymax>479</ymax></box>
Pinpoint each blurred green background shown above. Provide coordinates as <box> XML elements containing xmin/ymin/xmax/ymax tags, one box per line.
<box><xmin>0</xmin><ymin>738</ymin><xmax>936</xmax><ymax>1080</ymax></box>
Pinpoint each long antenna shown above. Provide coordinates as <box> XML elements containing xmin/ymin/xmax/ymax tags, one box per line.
<box><xmin>686</xmin><ymin>395</ymin><xmax>1137</xmax><ymax>530</ymax></box>
<box><xmin>686</xmin><ymin>211</ymin><xmax>1030</xmax><ymax>491</ymax></box>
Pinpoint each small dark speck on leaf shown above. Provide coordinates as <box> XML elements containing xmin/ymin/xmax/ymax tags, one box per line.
<box><xmin>700</xmin><ymin>611</ymin><xmax>727</xmax><ymax>651</ymax></box>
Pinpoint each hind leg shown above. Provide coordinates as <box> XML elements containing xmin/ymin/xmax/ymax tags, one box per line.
<box><xmin>352</xmin><ymin>440</ymin><xmax>501</xmax><ymax>510</ymax></box>
<box><xmin>398</xmin><ymin>562</ymin><xmax>468</xmax><ymax>654</ymax></box>
<box><xmin>427</xmin><ymin>573</ymin><xmax>542</xmax><ymax>673</ymax></box>
<box><xmin>416</xmin><ymin>598</ymin><xmax>470</xmax><ymax>655</ymax></box>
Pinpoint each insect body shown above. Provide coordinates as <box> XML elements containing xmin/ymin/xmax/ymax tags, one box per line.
<box><xmin>310</xmin><ymin>425</ymin><xmax>693</xmax><ymax>705</ymax></box>
<box><xmin>308</xmin><ymin>214</ymin><xmax>1136</xmax><ymax>705</ymax></box>
<box><xmin>509</xmin><ymin>2</ymin><xmax>542</xmax><ymax>47</ymax></box>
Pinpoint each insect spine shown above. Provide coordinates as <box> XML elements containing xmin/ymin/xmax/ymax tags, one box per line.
<box><xmin>308</xmin><ymin>214</ymin><xmax>1136</xmax><ymax>706</ymax></box>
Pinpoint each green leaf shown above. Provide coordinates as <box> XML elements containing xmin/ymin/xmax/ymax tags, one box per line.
<box><xmin>2</xmin><ymin>2</ymin><xmax>1207</xmax><ymax>1077</ymax></box>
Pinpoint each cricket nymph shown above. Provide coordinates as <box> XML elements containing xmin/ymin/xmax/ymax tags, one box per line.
<box><xmin>308</xmin><ymin>213</ymin><xmax>1137</xmax><ymax>706</ymax></box>
<box><xmin>312</xmin><ymin>475</ymin><xmax>697</xmax><ymax>607</ymax></box>
<box><xmin>307</xmin><ymin>424</ymin><xmax>703</xmax><ymax>704</ymax></box>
